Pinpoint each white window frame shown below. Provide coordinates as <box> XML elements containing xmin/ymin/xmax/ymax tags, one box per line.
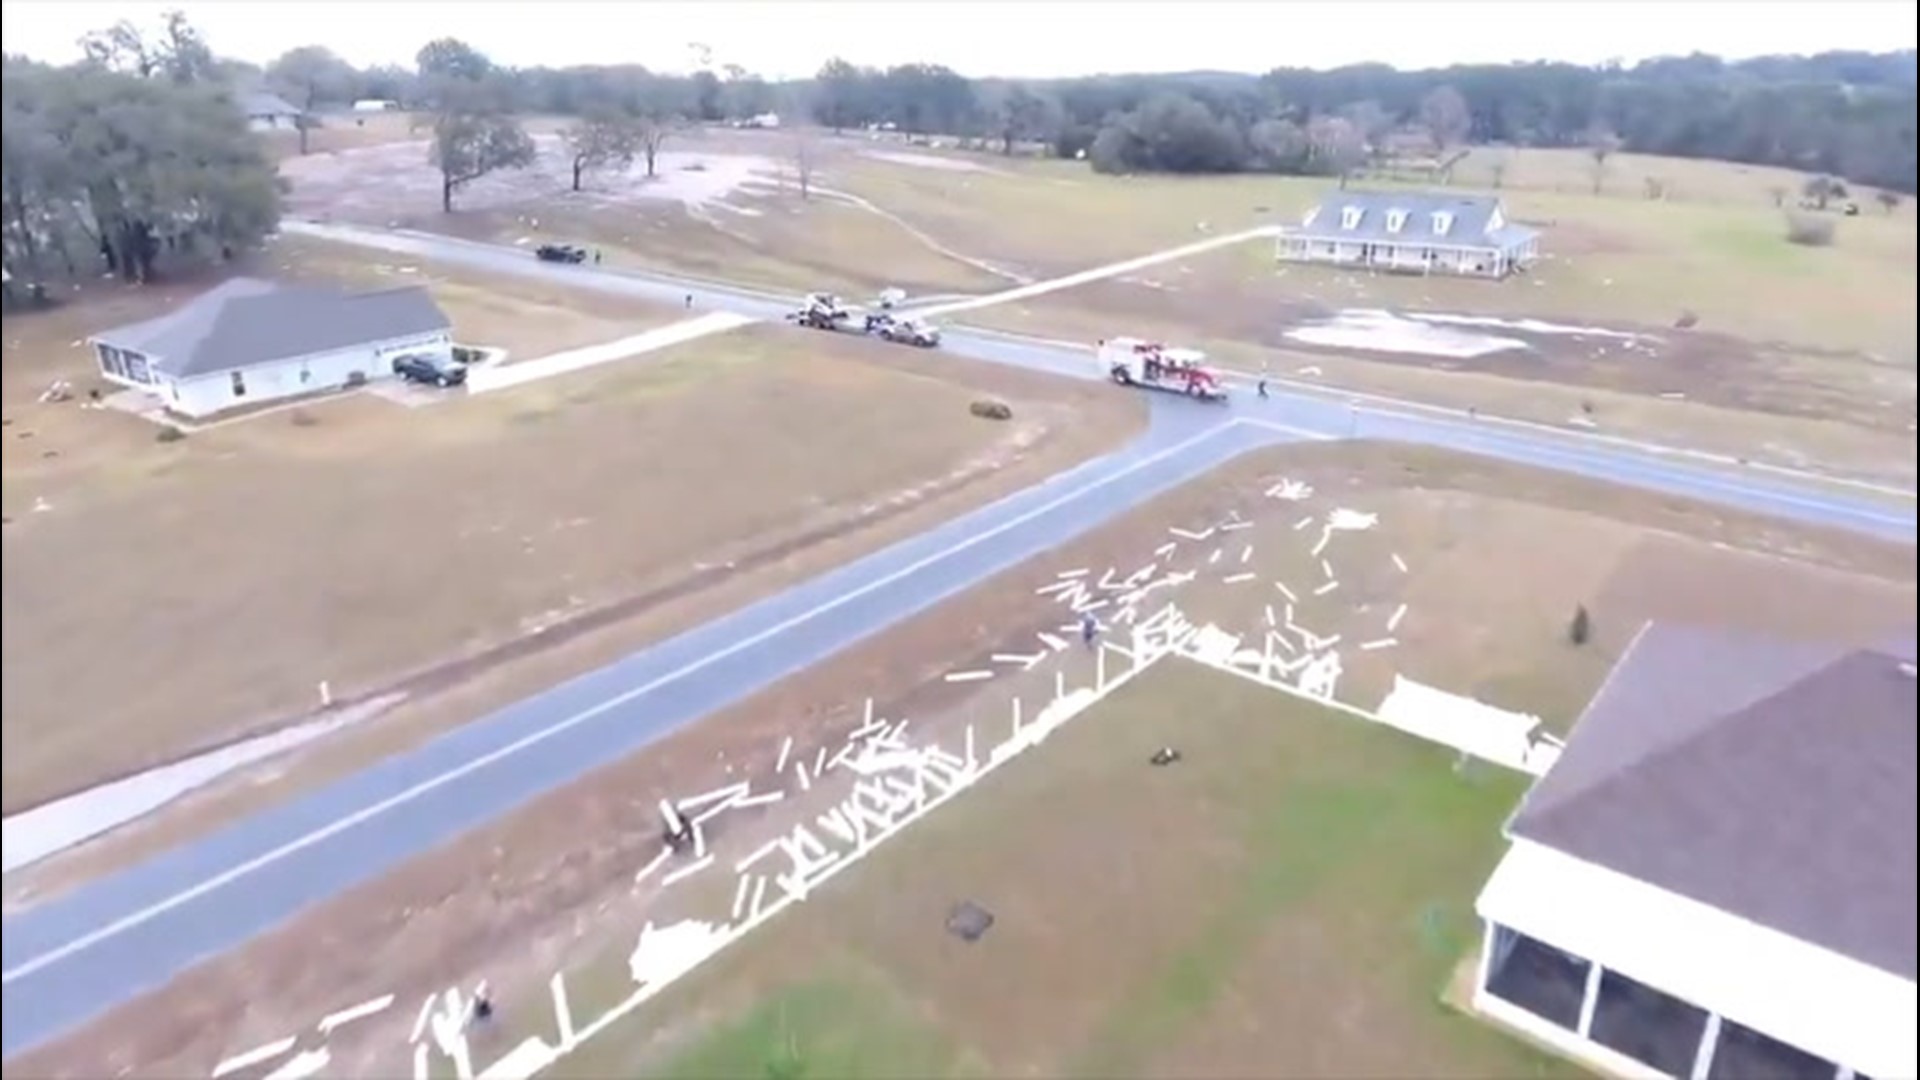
<box><xmin>1431</xmin><ymin>211</ymin><xmax>1455</xmax><ymax>236</ymax></box>
<box><xmin>1386</xmin><ymin>209</ymin><xmax>1408</xmax><ymax>233</ymax></box>
<box><xmin>1340</xmin><ymin>207</ymin><xmax>1364</xmax><ymax>230</ymax></box>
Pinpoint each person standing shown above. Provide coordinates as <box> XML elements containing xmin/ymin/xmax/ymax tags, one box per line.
<box><xmin>1080</xmin><ymin>612</ymin><xmax>1099</xmax><ymax>647</ymax></box>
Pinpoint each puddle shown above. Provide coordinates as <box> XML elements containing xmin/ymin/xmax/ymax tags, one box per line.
<box><xmin>1286</xmin><ymin>308</ymin><xmax>1528</xmax><ymax>358</ymax></box>
<box><xmin>1285</xmin><ymin>308</ymin><xmax>1657</xmax><ymax>359</ymax></box>
<box><xmin>2</xmin><ymin>694</ymin><xmax>402</xmax><ymax>875</ymax></box>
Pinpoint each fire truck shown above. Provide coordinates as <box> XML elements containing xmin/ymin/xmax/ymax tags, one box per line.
<box><xmin>1098</xmin><ymin>337</ymin><xmax>1229</xmax><ymax>403</ymax></box>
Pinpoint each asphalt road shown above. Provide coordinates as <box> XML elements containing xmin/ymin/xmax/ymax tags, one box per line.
<box><xmin>2</xmin><ymin>223</ymin><xmax>1912</xmax><ymax>1059</ymax></box>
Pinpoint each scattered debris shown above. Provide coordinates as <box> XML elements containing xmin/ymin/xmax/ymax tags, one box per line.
<box><xmin>1149</xmin><ymin>747</ymin><xmax>1183</xmax><ymax>767</ymax></box>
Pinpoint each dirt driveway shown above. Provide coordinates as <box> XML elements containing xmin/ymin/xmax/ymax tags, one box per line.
<box><xmin>11</xmin><ymin>438</ymin><xmax>1909</xmax><ymax>1080</ymax></box>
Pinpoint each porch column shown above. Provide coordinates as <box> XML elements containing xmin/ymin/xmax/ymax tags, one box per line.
<box><xmin>1575</xmin><ymin>961</ymin><xmax>1604</xmax><ymax>1037</ymax></box>
<box><xmin>1689</xmin><ymin>1012</ymin><xmax>1724</xmax><ymax>1080</ymax></box>
<box><xmin>1475</xmin><ymin>921</ymin><xmax>1496</xmax><ymax>996</ymax></box>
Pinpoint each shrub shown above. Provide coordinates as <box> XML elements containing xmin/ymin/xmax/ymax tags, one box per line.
<box><xmin>345</xmin><ymin>370</ymin><xmax>369</xmax><ymax>387</ymax></box>
<box><xmin>155</xmin><ymin>425</ymin><xmax>187</xmax><ymax>443</ymax></box>
<box><xmin>452</xmin><ymin>345</ymin><xmax>486</xmax><ymax>365</ymax></box>
<box><xmin>969</xmin><ymin>399</ymin><xmax>1013</xmax><ymax>421</ymax></box>
<box><xmin>289</xmin><ymin>408</ymin><xmax>319</xmax><ymax>427</ymax></box>
<box><xmin>1784</xmin><ymin>212</ymin><xmax>1837</xmax><ymax>247</ymax></box>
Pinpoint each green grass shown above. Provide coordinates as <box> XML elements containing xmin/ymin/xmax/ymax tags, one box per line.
<box><xmin>650</xmin><ymin>976</ymin><xmax>972</xmax><ymax>1080</ymax></box>
<box><xmin>834</xmin><ymin>147</ymin><xmax>1917</xmax><ymax>359</ymax></box>
<box><xmin>558</xmin><ymin>659</ymin><xmax>1580</xmax><ymax>1079</ymax></box>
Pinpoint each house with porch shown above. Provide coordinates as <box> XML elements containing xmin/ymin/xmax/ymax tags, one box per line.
<box><xmin>1275</xmin><ymin>190</ymin><xmax>1538</xmax><ymax>278</ymax></box>
<box><xmin>89</xmin><ymin>277</ymin><xmax>452</xmax><ymax>419</ymax></box>
<box><xmin>1473</xmin><ymin>621</ymin><xmax>1916</xmax><ymax>1080</ymax></box>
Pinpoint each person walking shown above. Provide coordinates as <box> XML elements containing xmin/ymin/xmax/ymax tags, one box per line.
<box><xmin>1080</xmin><ymin>612</ymin><xmax>1099</xmax><ymax>648</ymax></box>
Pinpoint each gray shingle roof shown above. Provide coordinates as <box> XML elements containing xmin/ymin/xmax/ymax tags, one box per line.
<box><xmin>1288</xmin><ymin>189</ymin><xmax>1536</xmax><ymax>249</ymax></box>
<box><xmin>1509</xmin><ymin>621</ymin><xmax>1918</xmax><ymax>979</ymax></box>
<box><xmin>241</xmin><ymin>90</ymin><xmax>302</xmax><ymax>118</ymax></box>
<box><xmin>92</xmin><ymin>277</ymin><xmax>451</xmax><ymax>379</ymax></box>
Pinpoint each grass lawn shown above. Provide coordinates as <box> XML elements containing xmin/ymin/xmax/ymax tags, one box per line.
<box><xmin>1</xmin><ymin>242</ymin><xmax>1132</xmax><ymax>812</ymax></box>
<box><xmin>558</xmin><ymin>659</ymin><xmax>1583</xmax><ymax>1079</ymax></box>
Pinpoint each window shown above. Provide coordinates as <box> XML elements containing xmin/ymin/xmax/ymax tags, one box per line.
<box><xmin>230</xmin><ymin>370</ymin><xmax>247</xmax><ymax>398</ymax></box>
<box><xmin>1340</xmin><ymin>206</ymin><xmax>1364</xmax><ymax>230</ymax></box>
<box><xmin>1431</xmin><ymin>211</ymin><xmax>1455</xmax><ymax>235</ymax></box>
<box><xmin>1386</xmin><ymin>209</ymin><xmax>1408</xmax><ymax>233</ymax></box>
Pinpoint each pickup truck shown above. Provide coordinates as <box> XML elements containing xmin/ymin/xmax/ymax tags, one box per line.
<box><xmin>392</xmin><ymin>353</ymin><xmax>468</xmax><ymax>388</ymax></box>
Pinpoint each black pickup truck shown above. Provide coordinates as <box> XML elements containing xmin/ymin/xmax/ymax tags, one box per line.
<box><xmin>535</xmin><ymin>243</ymin><xmax>588</xmax><ymax>264</ymax></box>
<box><xmin>392</xmin><ymin>353</ymin><xmax>468</xmax><ymax>388</ymax></box>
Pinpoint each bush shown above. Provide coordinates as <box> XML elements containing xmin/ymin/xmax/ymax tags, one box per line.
<box><xmin>345</xmin><ymin>370</ymin><xmax>369</xmax><ymax>387</ymax></box>
<box><xmin>452</xmin><ymin>345</ymin><xmax>486</xmax><ymax>365</ymax></box>
<box><xmin>155</xmin><ymin>425</ymin><xmax>187</xmax><ymax>443</ymax></box>
<box><xmin>1784</xmin><ymin>212</ymin><xmax>1836</xmax><ymax>247</ymax></box>
<box><xmin>969</xmin><ymin>399</ymin><xmax>1013</xmax><ymax>421</ymax></box>
<box><xmin>289</xmin><ymin>408</ymin><xmax>319</xmax><ymax>427</ymax></box>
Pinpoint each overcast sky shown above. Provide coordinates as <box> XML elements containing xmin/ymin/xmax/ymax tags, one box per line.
<box><xmin>2</xmin><ymin>0</ymin><xmax>1915</xmax><ymax>79</ymax></box>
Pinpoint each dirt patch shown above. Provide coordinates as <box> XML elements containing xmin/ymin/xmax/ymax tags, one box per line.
<box><xmin>862</xmin><ymin>151</ymin><xmax>1008</xmax><ymax>175</ymax></box>
<box><xmin>10</xmin><ymin>439</ymin><xmax>1910</xmax><ymax>1079</ymax></box>
<box><xmin>282</xmin><ymin>135</ymin><xmax>781</xmax><ymax>226</ymax></box>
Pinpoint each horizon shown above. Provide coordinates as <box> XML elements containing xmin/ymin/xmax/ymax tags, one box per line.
<box><xmin>0</xmin><ymin>0</ymin><xmax>1915</xmax><ymax>80</ymax></box>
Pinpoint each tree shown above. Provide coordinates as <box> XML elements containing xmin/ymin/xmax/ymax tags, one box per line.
<box><xmin>1802</xmin><ymin>174</ymin><xmax>1848</xmax><ymax>210</ymax></box>
<box><xmin>1307</xmin><ymin>114</ymin><xmax>1366</xmax><ymax>186</ymax></box>
<box><xmin>77</xmin><ymin>11</ymin><xmax>217</xmax><ymax>84</ymax></box>
<box><xmin>7</xmin><ymin>60</ymin><xmax>280</xmax><ymax>283</ymax></box>
<box><xmin>1339</xmin><ymin>100</ymin><xmax>1392</xmax><ymax>168</ymax></box>
<box><xmin>984</xmin><ymin>83</ymin><xmax>1055</xmax><ymax>156</ymax></box>
<box><xmin>1585</xmin><ymin>126</ymin><xmax>1622</xmax><ymax>194</ymax></box>
<box><xmin>812</xmin><ymin>57</ymin><xmax>868</xmax><ymax>133</ymax></box>
<box><xmin>1875</xmin><ymin>189</ymin><xmax>1904</xmax><ymax>214</ymax></box>
<box><xmin>1246</xmin><ymin>118</ymin><xmax>1310</xmax><ymax>173</ymax></box>
<box><xmin>720</xmin><ymin>63</ymin><xmax>775</xmax><ymax>120</ymax></box>
<box><xmin>266</xmin><ymin>46</ymin><xmax>352</xmax><ymax>155</ymax></box>
<box><xmin>415</xmin><ymin>37</ymin><xmax>493</xmax><ymax>86</ymax></box>
<box><xmin>1419</xmin><ymin>84</ymin><xmax>1471</xmax><ymax>154</ymax></box>
<box><xmin>790</xmin><ymin>126</ymin><xmax>818</xmax><ymax>200</ymax></box>
<box><xmin>1088</xmin><ymin>93</ymin><xmax>1245</xmax><ymax>175</ymax></box>
<box><xmin>564</xmin><ymin>110</ymin><xmax>639</xmax><ymax>190</ymax></box>
<box><xmin>415</xmin><ymin>41</ymin><xmax>533</xmax><ymax>212</ymax></box>
<box><xmin>1484</xmin><ymin>146</ymin><xmax>1513</xmax><ymax>188</ymax></box>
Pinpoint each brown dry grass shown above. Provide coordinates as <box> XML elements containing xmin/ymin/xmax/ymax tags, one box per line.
<box><xmin>0</xmin><ymin>248</ymin><xmax>1138</xmax><ymax>813</ymax></box>
<box><xmin>13</xmin><ymin>437</ymin><xmax>1910</xmax><ymax>1080</ymax></box>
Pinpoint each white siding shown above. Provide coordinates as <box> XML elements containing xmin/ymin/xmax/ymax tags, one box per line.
<box><xmin>166</xmin><ymin>331</ymin><xmax>452</xmax><ymax>418</ymax></box>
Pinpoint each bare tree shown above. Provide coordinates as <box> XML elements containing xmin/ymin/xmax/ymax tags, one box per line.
<box><xmin>790</xmin><ymin>127</ymin><xmax>818</xmax><ymax>200</ymax></box>
<box><xmin>1875</xmin><ymin>189</ymin><xmax>1904</xmax><ymax>215</ymax></box>
<box><xmin>266</xmin><ymin>45</ymin><xmax>352</xmax><ymax>155</ymax></box>
<box><xmin>564</xmin><ymin>111</ymin><xmax>640</xmax><ymax>191</ymax></box>
<box><xmin>1484</xmin><ymin>147</ymin><xmax>1513</xmax><ymax>189</ymax></box>
<box><xmin>1307</xmin><ymin>115</ymin><xmax>1365</xmax><ymax>188</ymax></box>
<box><xmin>1586</xmin><ymin>126</ymin><xmax>1622</xmax><ymax>194</ymax></box>
<box><xmin>1419</xmin><ymin>85</ymin><xmax>1472</xmax><ymax>156</ymax></box>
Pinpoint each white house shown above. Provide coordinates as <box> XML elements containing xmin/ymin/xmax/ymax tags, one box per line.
<box><xmin>239</xmin><ymin>90</ymin><xmax>304</xmax><ymax>132</ymax></box>
<box><xmin>1275</xmin><ymin>190</ymin><xmax>1539</xmax><ymax>279</ymax></box>
<box><xmin>89</xmin><ymin>277</ymin><xmax>452</xmax><ymax>419</ymax></box>
<box><xmin>1473</xmin><ymin>622</ymin><xmax>1917</xmax><ymax>1080</ymax></box>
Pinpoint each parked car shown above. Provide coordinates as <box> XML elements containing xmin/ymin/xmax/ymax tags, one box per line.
<box><xmin>392</xmin><ymin>353</ymin><xmax>467</xmax><ymax>388</ymax></box>
<box><xmin>535</xmin><ymin>243</ymin><xmax>587</xmax><ymax>264</ymax></box>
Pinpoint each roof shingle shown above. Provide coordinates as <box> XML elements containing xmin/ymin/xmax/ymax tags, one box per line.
<box><xmin>1509</xmin><ymin>621</ymin><xmax>1919</xmax><ymax>980</ymax></box>
<box><xmin>92</xmin><ymin>277</ymin><xmax>451</xmax><ymax>379</ymax></box>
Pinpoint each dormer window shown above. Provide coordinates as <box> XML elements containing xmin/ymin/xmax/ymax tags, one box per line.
<box><xmin>1386</xmin><ymin>209</ymin><xmax>1408</xmax><ymax>233</ymax></box>
<box><xmin>1487</xmin><ymin>209</ymin><xmax>1505</xmax><ymax>231</ymax></box>
<box><xmin>1340</xmin><ymin>206</ymin><xmax>1363</xmax><ymax>230</ymax></box>
<box><xmin>1430</xmin><ymin>211</ymin><xmax>1454</xmax><ymax>236</ymax></box>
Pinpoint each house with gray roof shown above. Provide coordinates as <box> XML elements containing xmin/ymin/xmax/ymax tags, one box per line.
<box><xmin>90</xmin><ymin>277</ymin><xmax>452</xmax><ymax>418</ymax></box>
<box><xmin>1275</xmin><ymin>190</ymin><xmax>1538</xmax><ymax>278</ymax></box>
<box><xmin>1473</xmin><ymin>621</ymin><xmax>1916</xmax><ymax>1080</ymax></box>
<box><xmin>239</xmin><ymin>89</ymin><xmax>304</xmax><ymax>132</ymax></box>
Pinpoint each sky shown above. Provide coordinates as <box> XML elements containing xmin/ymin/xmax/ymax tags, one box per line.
<box><xmin>1</xmin><ymin>0</ymin><xmax>1915</xmax><ymax>80</ymax></box>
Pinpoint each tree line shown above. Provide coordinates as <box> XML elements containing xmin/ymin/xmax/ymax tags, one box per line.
<box><xmin>249</xmin><ymin>37</ymin><xmax>1918</xmax><ymax>194</ymax></box>
<box><xmin>4</xmin><ymin>10</ymin><xmax>1914</xmax><ymax>296</ymax></box>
